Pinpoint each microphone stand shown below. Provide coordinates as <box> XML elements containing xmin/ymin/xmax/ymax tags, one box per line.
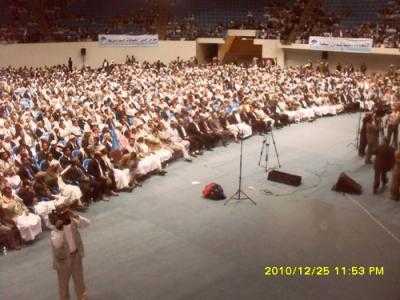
<box><xmin>225</xmin><ymin>131</ymin><xmax>256</xmax><ymax>205</ymax></box>
<box><xmin>348</xmin><ymin>108</ymin><xmax>363</xmax><ymax>149</ymax></box>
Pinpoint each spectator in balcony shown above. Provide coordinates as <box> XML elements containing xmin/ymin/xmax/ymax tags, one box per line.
<box><xmin>68</xmin><ymin>57</ymin><xmax>73</xmax><ymax>72</ymax></box>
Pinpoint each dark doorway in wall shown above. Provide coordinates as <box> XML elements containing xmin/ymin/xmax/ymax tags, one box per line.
<box><xmin>197</xmin><ymin>44</ymin><xmax>219</xmax><ymax>63</ymax></box>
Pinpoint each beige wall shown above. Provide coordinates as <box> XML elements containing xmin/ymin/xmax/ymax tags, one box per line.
<box><xmin>227</xmin><ymin>29</ymin><xmax>257</xmax><ymax>37</ymax></box>
<box><xmin>0</xmin><ymin>41</ymin><xmax>196</xmax><ymax>68</ymax></box>
<box><xmin>197</xmin><ymin>38</ymin><xmax>224</xmax><ymax>44</ymax></box>
<box><xmin>283</xmin><ymin>48</ymin><xmax>400</xmax><ymax>73</ymax></box>
<box><xmin>284</xmin><ymin>49</ymin><xmax>322</xmax><ymax>67</ymax></box>
<box><xmin>1</xmin><ymin>39</ymin><xmax>399</xmax><ymax>73</ymax></box>
<box><xmin>253</xmin><ymin>40</ymin><xmax>400</xmax><ymax>72</ymax></box>
<box><xmin>282</xmin><ymin>44</ymin><xmax>400</xmax><ymax>73</ymax></box>
<box><xmin>254</xmin><ymin>39</ymin><xmax>285</xmax><ymax>67</ymax></box>
<box><xmin>327</xmin><ymin>52</ymin><xmax>400</xmax><ymax>73</ymax></box>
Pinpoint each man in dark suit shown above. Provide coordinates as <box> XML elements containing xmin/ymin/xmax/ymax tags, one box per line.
<box><xmin>87</xmin><ymin>147</ymin><xmax>117</xmax><ymax>199</ymax></box>
<box><xmin>359</xmin><ymin>113</ymin><xmax>372</xmax><ymax>157</ymax></box>
<box><xmin>33</xmin><ymin>173</ymin><xmax>57</xmax><ymax>202</ymax></box>
<box><xmin>17</xmin><ymin>180</ymin><xmax>38</xmax><ymax>208</ymax></box>
<box><xmin>218</xmin><ymin>113</ymin><xmax>230</xmax><ymax>129</ymax></box>
<box><xmin>187</xmin><ymin>115</ymin><xmax>216</xmax><ymax>150</ymax></box>
<box><xmin>239</xmin><ymin>110</ymin><xmax>252</xmax><ymax>127</ymax></box>
<box><xmin>247</xmin><ymin>109</ymin><xmax>270</xmax><ymax>134</ymax></box>
<box><xmin>68</xmin><ymin>57</ymin><xmax>73</xmax><ymax>72</ymax></box>
<box><xmin>365</xmin><ymin>116</ymin><xmax>380</xmax><ymax>164</ymax></box>
<box><xmin>169</xmin><ymin>120</ymin><xmax>199</xmax><ymax>157</ymax></box>
<box><xmin>36</xmin><ymin>138</ymin><xmax>51</xmax><ymax>162</ymax></box>
<box><xmin>175</xmin><ymin>117</ymin><xmax>204</xmax><ymax>154</ymax></box>
<box><xmin>208</xmin><ymin>113</ymin><xmax>233</xmax><ymax>145</ymax></box>
<box><xmin>198</xmin><ymin>115</ymin><xmax>224</xmax><ymax>146</ymax></box>
<box><xmin>65</xmin><ymin>135</ymin><xmax>79</xmax><ymax>152</ymax></box>
<box><xmin>59</xmin><ymin>146</ymin><xmax>73</xmax><ymax>169</ymax></box>
<box><xmin>227</xmin><ymin>111</ymin><xmax>241</xmax><ymax>125</ymax></box>
<box><xmin>34</xmin><ymin>121</ymin><xmax>46</xmax><ymax>140</ymax></box>
<box><xmin>17</xmin><ymin>154</ymin><xmax>38</xmax><ymax>181</ymax></box>
<box><xmin>374</xmin><ymin>138</ymin><xmax>396</xmax><ymax>194</ymax></box>
<box><xmin>0</xmin><ymin>209</ymin><xmax>22</xmax><ymax>250</ymax></box>
<box><xmin>62</xmin><ymin>158</ymin><xmax>97</xmax><ymax>205</ymax></box>
<box><xmin>264</xmin><ymin>102</ymin><xmax>289</xmax><ymax>127</ymax></box>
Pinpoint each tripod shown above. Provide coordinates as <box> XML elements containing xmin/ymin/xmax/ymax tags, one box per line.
<box><xmin>225</xmin><ymin>133</ymin><xmax>256</xmax><ymax>205</ymax></box>
<box><xmin>259</xmin><ymin>129</ymin><xmax>281</xmax><ymax>172</ymax></box>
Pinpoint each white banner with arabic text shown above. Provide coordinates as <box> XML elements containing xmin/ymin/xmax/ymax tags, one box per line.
<box><xmin>309</xmin><ymin>36</ymin><xmax>373</xmax><ymax>53</ymax></box>
<box><xmin>98</xmin><ymin>34</ymin><xmax>159</xmax><ymax>47</ymax></box>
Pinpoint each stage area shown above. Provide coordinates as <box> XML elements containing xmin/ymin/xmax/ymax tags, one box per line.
<box><xmin>2</xmin><ymin>113</ymin><xmax>400</xmax><ymax>300</ymax></box>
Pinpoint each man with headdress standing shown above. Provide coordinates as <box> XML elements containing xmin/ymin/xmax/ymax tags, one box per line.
<box><xmin>49</xmin><ymin>206</ymin><xmax>89</xmax><ymax>300</ymax></box>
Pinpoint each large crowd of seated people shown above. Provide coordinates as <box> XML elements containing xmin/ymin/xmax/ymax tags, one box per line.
<box><xmin>0</xmin><ymin>58</ymin><xmax>399</xmax><ymax>251</ymax></box>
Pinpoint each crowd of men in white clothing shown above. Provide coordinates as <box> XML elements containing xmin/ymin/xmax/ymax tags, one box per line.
<box><xmin>0</xmin><ymin>58</ymin><xmax>399</xmax><ymax>252</ymax></box>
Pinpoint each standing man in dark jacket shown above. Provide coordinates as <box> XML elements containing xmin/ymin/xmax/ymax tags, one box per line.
<box><xmin>358</xmin><ymin>113</ymin><xmax>372</xmax><ymax>157</ymax></box>
<box><xmin>365</xmin><ymin>116</ymin><xmax>380</xmax><ymax>164</ymax></box>
<box><xmin>373</xmin><ymin>138</ymin><xmax>395</xmax><ymax>194</ymax></box>
<box><xmin>68</xmin><ymin>57</ymin><xmax>73</xmax><ymax>72</ymax></box>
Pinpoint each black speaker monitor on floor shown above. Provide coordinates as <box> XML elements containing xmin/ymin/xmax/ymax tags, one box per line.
<box><xmin>322</xmin><ymin>51</ymin><xmax>328</xmax><ymax>60</ymax></box>
<box><xmin>267</xmin><ymin>170</ymin><xmax>302</xmax><ymax>187</ymax></box>
<box><xmin>332</xmin><ymin>172</ymin><xmax>362</xmax><ymax>195</ymax></box>
<box><xmin>81</xmin><ymin>48</ymin><xmax>86</xmax><ymax>56</ymax></box>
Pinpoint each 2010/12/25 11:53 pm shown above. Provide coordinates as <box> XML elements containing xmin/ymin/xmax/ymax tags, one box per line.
<box><xmin>264</xmin><ymin>266</ymin><xmax>385</xmax><ymax>277</ymax></box>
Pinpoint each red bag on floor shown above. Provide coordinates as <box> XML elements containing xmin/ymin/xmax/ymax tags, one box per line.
<box><xmin>202</xmin><ymin>183</ymin><xmax>226</xmax><ymax>200</ymax></box>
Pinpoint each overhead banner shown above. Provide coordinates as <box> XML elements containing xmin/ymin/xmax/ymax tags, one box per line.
<box><xmin>308</xmin><ymin>36</ymin><xmax>373</xmax><ymax>53</ymax></box>
<box><xmin>98</xmin><ymin>34</ymin><xmax>159</xmax><ymax>47</ymax></box>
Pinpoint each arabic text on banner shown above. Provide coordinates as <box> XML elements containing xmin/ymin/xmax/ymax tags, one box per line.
<box><xmin>98</xmin><ymin>34</ymin><xmax>159</xmax><ymax>47</ymax></box>
<box><xmin>308</xmin><ymin>36</ymin><xmax>373</xmax><ymax>53</ymax></box>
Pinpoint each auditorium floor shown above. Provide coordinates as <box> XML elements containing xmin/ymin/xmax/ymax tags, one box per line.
<box><xmin>2</xmin><ymin>113</ymin><xmax>400</xmax><ymax>300</ymax></box>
